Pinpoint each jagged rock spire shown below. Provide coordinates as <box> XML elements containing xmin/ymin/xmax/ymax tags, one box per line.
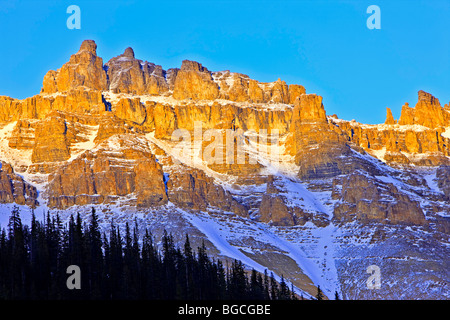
<box><xmin>78</xmin><ymin>39</ymin><xmax>97</xmax><ymax>55</ymax></box>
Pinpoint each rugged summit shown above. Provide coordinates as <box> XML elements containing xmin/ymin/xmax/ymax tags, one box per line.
<box><xmin>42</xmin><ymin>40</ymin><xmax>108</xmax><ymax>93</ymax></box>
<box><xmin>0</xmin><ymin>40</ymin><xmax>448</xmax><ymax>300</ymax></box>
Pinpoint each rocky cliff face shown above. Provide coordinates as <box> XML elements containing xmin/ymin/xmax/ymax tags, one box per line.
<box><xmin>42</xmin><ymin>40</ymin><xmax>108</xmax><ymax>93</ymax></box>
<box><xmin>331</xmin><ymin>91</ymin><xmax>450</xmax><ymax>167</ymax></box>
<box><xmin>0</xmin><ymin>161</ymin><xmax>38</xmax><ymax>208</ymax></box>
<box><xmin>0</xmin><ymin>40</ymin><xmax>448</xmax><ymax>300</ymax></box>
<box><xmin>46</xmin><ymin>134</ymin><xmax>167</xmax><ymax>209</ymax></box>
<box><xmin>2</xmin><ymin>39</ymin><xmax>447</xmax><ymax>230</ymax></box>
<box><xmin>105</xmin><ymin>47</ymin><xmax>169</xmax><ymax>95</ymax></box>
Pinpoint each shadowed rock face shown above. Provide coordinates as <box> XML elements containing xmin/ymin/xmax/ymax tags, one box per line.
<box><xmin>0</xmin><ymin>161</ymin><xmax>38</xmax><ymax>208</ymax></box>
<box><xmin>166</xmin><ymin>165</ymin><xmax>248</xmax><ymax>217</ymax></box>
<box><xmin>436</xmin><ymin>165</ymin><xmax>450</xmax><ymax>198</ymax></box>
<box><xmin>332</xmin><ymin>171</ymin><xmax>426</xmax><ymax>225</ymax></box>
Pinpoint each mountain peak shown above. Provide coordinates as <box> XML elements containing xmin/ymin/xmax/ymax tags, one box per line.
<box><xmin>180</xmin><ymin>60</ymin><xmax>209</xmax><ymax>73</ymax></box>
<box><xmin>385</xmin><ymin>107</ymin><xmax>396</xmax><ymax>124</ymax></box>
<box><xmin>418</xmin><ymin>90</ymin><xmax>439</xmax><ymax>106</ymax></box>
<box><xmin>123</xmin><ymin>47</ymin><xmax>135</xmax><ymax>58</ymax></box>
<box><xmin>78</xmin><ymin>39</ymin><xmax>97</xmax><ymax>55</ymax></box>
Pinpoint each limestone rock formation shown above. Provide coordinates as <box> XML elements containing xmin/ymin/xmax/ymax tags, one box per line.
<box><xmin>135</xmin><ymin>158</ymin><xmax>168</xmax><ymax>207</ymax></box>
<box><xmin>0</xmin><ymin>40</ymin><xmax>447</xmax><ymax>228</ymax></box>
<box><xmin>31</xmin><ymin>114</ymin><xmax>70</xmax><ymax>163</ymax></box>
<box><xmin>258</xmin><ymin>176</ymin><xmax>330</xmax><ymax>227</ymax></box>
<box><xmin>105</xmin><ymin>47</ymin><xmax>169</xmax><ymax>95</ymax></box>
<box><xmin>113</xmin><ymin>97</ymin><xmax>147</xmax><ymax>125</ymax></box>
<box><xmin>47</xmin><ymin>134</ymin><xmax>167</xmax><ymax>209</ymax></box>
<box><xmin>436</xmin><ymin>165</ymin><xmax>450</xmax><ymax>198</ymax></box>
<box><xmin>0</xmin><ymin>39</ymin><xmax>449</xmax><ymax>300</ymax></box>
<box><xmin>332</xmin><ymin>91</ymin><xmax>450</xmax><ymax>167</ymax></box>
<box><xmin>42</xmin><ymin>40</ymin><xmax>108</xmax><ymax>93</ymax></box>
<box><xmin>398</xmin><ymin>91</ymin><xmax>450</xmax><ymax>128</ymax></box>
<box><xmin>8</xmin><ymin>120</ymin><xmax>35</xmax><ymax>149</ymax></box>
<box><xmin>288</xmin><ymin>93</ymin><xmax>377</xmax><ymax>180</ymax></box>
<box><xmin>49</xmin><ymin>88</ymin><xmax>106</xmax><ymax>115</ymax></box>
<box><xmin>385</xmin><ymin>107</ymin><xmax>396</xmax><ymax>124</ymax></box>
<box><xmin>259</xmin><ymin>194</ymin><xmax>294</xmax><ymax>226</ymax></box>
<box><xmin>166</xmin><ymin>166</ymin><xmax>247</xmax><ymax>216</ymax></box>
<box><xmin>288</xmin><ymin>84</ymin><xmax>306</xmax><ymax>104</ymax></box>
<box><xmin>0</xmin><ymin>161</ymin><xmax>38</xmax><ymax>207</ymax></box>
<box><xmin>333</xmin><ymin>171</ymin><xmax>426</xmax><ymax>225</ymax></box>
<box><xmin>173</xmin><ymin>60</ymin><xmax>220</xmax><ymax>100</ymax></box>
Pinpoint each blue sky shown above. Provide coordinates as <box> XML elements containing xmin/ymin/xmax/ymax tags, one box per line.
<box><xmin>0</xmin><ymin>0</ymin><xmax>448</xmax><ymax>124</ymax></box>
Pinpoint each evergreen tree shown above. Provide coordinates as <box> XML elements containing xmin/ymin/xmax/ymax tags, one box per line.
<box><xmin>334</xmin><ymin>291</ymin><xmax>340</xmax><ymax>300</ymax></box>
<box><xmin>278</xmin><ymin>275</ymin><xmax>291</xmax><ymax>300</ymax></box>
<box><xmin>269</xmin><ymin>272</ymin><xmax>279</xmax><ymax>300</ymax></box>
<box><xmin>0</xmin><ymin>206</ymin><xmax>301</xmax><ymax>301</ymax></box>
<box><xmin>87</xmin><ymin>208</ymin><xmax>103</xmax><ymax>299</ymax></box>
<box><xmin>229</xmin><ymin>259</ymin><xmax>248</xmax><ymax>300</ymax></box>
<box><xmin>316</xmin><ymin>285</ymin><xmax>324</xmax><ymax>300</ymax></box>
<box><xmin>162</xmin><ymin>229</ymin><xmax>177</xmax><ymax>299</ymax></box>
<box><xmin>7</xmin><ymin>206</ymin><xmax>28</xmax><ymax>298</ymax></box>
<box><xmin>249</xmin><ymin>269</ymin><xmax>264</xmax><ymax>300</ymax></box>
<box><xmin>263</xmin><ymin>269</ymin><xmax>270</xmax><ymax>300</ymax></box>
<box><xmin>290</xmin><ymin>283</ymin><xmax>298</xmax><ymax>300</ymax></box>
<box><xmin>141</xmin><ymin>228</ymin><xmax>158</xmax><ymax>299</ymax></box>
<box><xmin>216</xmin><ymin>259</ymin><xmax>227</xmax><ymax>300</ymax></box>
<box><xmin>183</xmin><ymin>234</ymin><xmax>195</xmax><ymax>299</ymax></box>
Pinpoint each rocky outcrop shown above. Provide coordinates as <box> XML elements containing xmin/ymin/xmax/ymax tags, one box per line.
<box><xmin>288</xmin><ymin>84</ymin><xmax>306</xmax><ymax>104</ymax></box>
<box><xmin>113</xmin><ymin>97</ymin><xmax>147</xmax><ymax>125</ymax></box>
<box><xmin>150</xmin><ymin>100</ymin><xmax>292</xmax><ymax>140</ymax></box>
<box><xmin>105</xmin><ymin>47</ymin><xmax>169</xmax><ymax>95</ymax></box>
<box><xmin>214</xmin><ymin>72</ymin><xmax>251</xmax><ymax>102</ymax></box>
<box><xmin>288</xmin><ymin>93</ymin><xmax>380</xmax><ymax>179</ymax></box>
<box><xmin>0</xmin><ymin>88</ymin><xmax>106</xmax><ymax>124</ymax></box>
<box><xmin>135</xmin><ymin>158</ymin><xmax>168</xmax><ymax>207</ymax></box>
<box><xmin>31</xmin><ymin>114</ymin><xmax>70</xmax><ymax>163</ymax></box>
<box><xmin>173</xmin><ymin>60</ymin><xmax>220</xmax><ymax>100</ymax></box>
<box><xmin>8</xmin><ymin>120</ymin><xmax>35</xmax><ymax>149</ymax></box>
<box><xmin>212</xmin><ymin>71</ymin><xmax>304</xmax><ymax>104</ymax></box>
<box><xmin>337</xmin><ymin>121</ymin><xmax>449</xmax><ymax>159</ymax></box>
<box><xmin>258</xmin><ymin>176</ymin><xmax>329</xmax><ymax>227</ymax></box>
<box><xmin>93</xmin><ymin>115</ymin><xmax>137</xmax><ymax>143</ymax></box>
<box><xmin>436</xmin><ymin>165</ymin><xmax>450</xmax><ymax>198</ymax></box>
<box><xmin>385</xmin><ymin>107</ymin><xmax>396</xmax><ymax>124</ymax></box>
<box><xmin>48</xmin><ymin>88</ymin><xmax>106</xmax><ymax>115</ymax></box>
<box><xmin>332</xmin><ymin>91</ymin><xmax>450</xmax><ymax>167</ymax></box>
<box><xmin>291</xmin><ymin>93</ymin><xmax>326</xmax><ymax>124</ymax></box>
<box><xmin>259</xmin><ymin>194</ymin><xmax>294</xmax><ymax>226</ymax></box>
<box><xmin>47</xmin><ymin>134</ymin><xmax>167</xmax><ymax>209</ymax></box>
<box><xmin>166</xmin><ymin>68</ymin><xmax>179</xmax><ymax>90</ymax></box>
<box><xmin>42</xmin><ymin>40</ymin><xmax>108</xmax><ymax>93</ymax></box>
<box><xmin>0</xmin><ymin>96</ymin><xmax>22</xmax><ymax>122</ymax></box>
<box><xmin>333</xmin><ymin>171</ymin><xmax>426</xmax><ymax>225</ymax></box>
<box><xmin>398</xmin><ymin>91</ymin><xmax>450</xmax><ymax>128</ymax></box>
<box><xmin>0</xmin><ymin>161</ymin><xmax>38</xmax><ymax>208</ymax></box>
<box><xmin>166</xmin><ymin>166</ymin><xmax>248</xmax><ymax>216</ymax></box>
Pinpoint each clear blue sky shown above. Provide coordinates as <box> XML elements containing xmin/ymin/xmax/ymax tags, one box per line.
<box><xmin>0</xmin><ymin>0</ymin><xmax>448</xmax><ymax>124</ymax></box>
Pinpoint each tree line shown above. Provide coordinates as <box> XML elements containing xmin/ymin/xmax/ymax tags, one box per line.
<box><xmin>0</xmin><ymin>206</ymin><xmax>298</xmax><ymax>300</ymax></box>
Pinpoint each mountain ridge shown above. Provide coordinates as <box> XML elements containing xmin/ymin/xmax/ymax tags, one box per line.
<box><xmin>0</xmin><ymin>39</ymin><xmax>448</xmax><ymax>299</ymax></box>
